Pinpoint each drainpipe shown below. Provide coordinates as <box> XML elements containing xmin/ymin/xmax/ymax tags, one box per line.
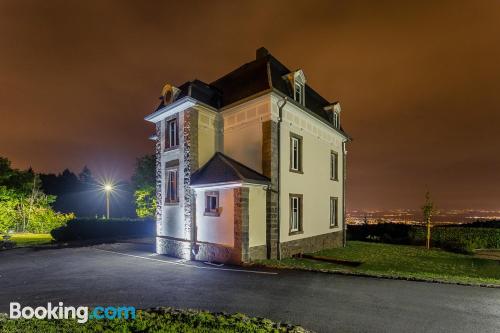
<box><xmin>276</xmin><ymin>97</ymin><xmax>287</xmax><ymax>260</ymax></box>
<box><xmin>342</xmin><ymin>140</ymin><xmax>347</xmax><ymax>247</ymax></box>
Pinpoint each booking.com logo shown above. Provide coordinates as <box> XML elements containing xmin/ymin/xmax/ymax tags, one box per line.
<box><xmin>9</xmin><ymin>302</ymin><xmax>136</xmax><ymax>323</ymax></box>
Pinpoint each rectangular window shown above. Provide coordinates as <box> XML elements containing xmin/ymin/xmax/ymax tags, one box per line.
<box><xmin>165</xmin><ymin>168</ymin><xmax>178</xmax><ymax>204</ymax></box>
<box><xmin>289</xmin><ymin>194</ymin><xmax>303</xmax><ymax>234</ymax></box>
<box><xmin>165</xmin><ymin>118</ymin><xmax>179</xmax><ymax>149</ymax></box>
<box><xmin>330</xmin><ymin>197</ymin><xmax>339</xmax><ymax>227</ymax></box>
<box><xmin>333</xmin><ymin>112</ymin><xmax>339</xmax><ymax>129</ymax></box>
<box><xmin>330</xmin><ymin>151</ymin><xmax>338</xmax><ymax>181</ymax></box>
<box><xmin>294</xmin><ymin>82</ymin><xmax>304</xmax><ymax>105</ymax></box>
<box><xmin>204</xmin><ymin>191</ymin><xmax>220</xmax><ymax>216</ymax></box>
<box><xmin>290</xmin><ymin>133</ymin><xmax>302</xmax><ymax>173</ymax></box>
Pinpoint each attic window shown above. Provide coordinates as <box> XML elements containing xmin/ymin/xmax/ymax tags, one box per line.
<box><xmin>294</xmin><ymin>81</ymin><xmax>304</xmax><ymax>105</ymax></box>
<box><xmin>333</xmin><ymin>112</ymin><xmax>339</xmax><ymax>129</ymax></box>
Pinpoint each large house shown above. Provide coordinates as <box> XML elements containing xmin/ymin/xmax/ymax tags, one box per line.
<box><xmin>145</xmin><ymin>47</ymin><xmax>350</xmax><ymax>264</ymax></box>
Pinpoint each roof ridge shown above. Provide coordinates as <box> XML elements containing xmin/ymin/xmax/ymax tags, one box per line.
<box><xmin>215</xmin><ymin>152</ymin><xmax>268</xmax><ymax>180</ymax></box>
<box><xmin>216</xmin><ymin>152</ymin><xmax>247</xmax><ymax>181</ymax></box>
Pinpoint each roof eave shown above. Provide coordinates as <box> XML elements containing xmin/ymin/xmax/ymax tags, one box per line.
<box><xmin>144</xmin><ymin>96</ymin><xmax>197</xmax><ymax>123</ymax></box>
<box><xmin>190</xmin><ymin>180</ymin><xmax>270</xmax><ymax>189</ymax></box>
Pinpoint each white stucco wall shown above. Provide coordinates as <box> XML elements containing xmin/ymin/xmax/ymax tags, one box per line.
<box><xmin>195</xmin><ymin>188</ymin><xmax>234</xmax><ymax>247</ymax></box>
<box><xmin>222</xmin><ymin>95</ymin><xmax>271</xmax><ymax>173</ymax></box>
<box><xmin>197</xmin><ymin>108</ymin><xmax>217</xmax><ymax>167</ymax></box>
<box><xmin>271</xmin><ymin>94</ymin><xmax>346</xmax><ymax>243</ymax></box>
<box><xmin>248</xmin><ymin>186</ymin><xmax>267</xmax><ymax>247</ymax></box>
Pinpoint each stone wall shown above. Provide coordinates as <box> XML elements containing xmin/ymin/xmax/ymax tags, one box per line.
<box><xmin>234</xmin><ymin>187</ymin><xmax>249</xmax><ymax>262</ymax></box>
<box><xmin>155</xmin><ymin>122</ymin><xmax>163</xmax><ymax>234</ymax></box>
<box><xmin>182</xmin><ymin>109</ymin><xmax>198</xmax><ymax>257</ymax></box>
<box><xmin>262</xmin><ymin>120</ymin><xmax>279</xmax><ymax>259</ymax></box>
<box><xmin>280</xmin><ymin>231</ymin><xmax>343</xmax><ymax>258</ymax></box>
<box><xmin>248</xmin><ymin>245</ymin><xmax>267</xmax><ymax>260</ymax></box>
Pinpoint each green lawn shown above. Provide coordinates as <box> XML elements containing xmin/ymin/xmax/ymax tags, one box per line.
<box><xmin>9</xmin><ymin>233</ymin><xmax>53</xmax><ymax>247</ymax></box>
<box><xmin>257</xmin><ymin>241</ymin><xmax>500</xmax><ymax>286</ymax></box>
<box><xmin>0</xmin><ymin>308</ymin><xmax>309</xmax><ymax>333</ymax></box>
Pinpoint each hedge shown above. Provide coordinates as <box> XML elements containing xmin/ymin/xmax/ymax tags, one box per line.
<box><xmin>410</xmin><ymin>226</ymin><xmax>500</xmax><ymax>253</ymax></box>
<box><xmin>51</xmin><ymin>218</ymin><xmax>155</xmax><ymax>242</ymax></box>
<box><xmin>347</xmin><ymin>223</ymin><xmax>500</xmax><ymax>253</ymax></box>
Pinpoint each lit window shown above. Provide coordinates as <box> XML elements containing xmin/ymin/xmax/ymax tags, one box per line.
<box><xmin>294</xmin><ymin>81</ymin><xmax>304</xmax><ymax>105</ymax></box>
<box><xmin>165</xmin><ymin>169</ymin><xmax>178</xmax><ymax>203</ymax></box>
<box><xmin>330</xmin><ymin>197</ymin><xmax>338</xmax><ymax>227</ymax></box>
<box><xmin>204</xmin><ymin>191</ymin><xmax>220</xmax><ymax>216</ymax></box>
<box><xmin>165</xmin><ymin>118</ymin><xmax>178</xmax><ymax>149</ymax></box>
<box><xmin>330</xmin><ymin>151</ymin><xmax>338</xmax><ymax>181</ymax></box>
<box><xmin>290</xmin><ymin>134</ymin><xmax>302</xmax><ymax>172</ymax></box>
<box><xmin>290</xmin><ymin>195</ymin><xmax>302</xmax><ymax>233</ymax></box>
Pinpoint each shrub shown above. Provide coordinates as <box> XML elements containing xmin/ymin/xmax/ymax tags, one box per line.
<box><xmin>0</xmin><ymin>307</ymin><xmax>309</xmax><ymax>333</ymax></box>
<box><xmin>348</xmin><ymin>223</ymin><xmax>500</xmax><ymax>253</ymax></box>
<box><xmin>347</xmin><ymin>223</ymin><xmax>414</xmax><ymax>244</ymax></box>
<box><xmin>410</xmin><ymin>226</ymin><xmax>500</xmax><ymax>253</ymax></box>
<box><xmin>51</xmin><ymin>218</ymin><xmax>155</xmax><ymax>242</ymax></box>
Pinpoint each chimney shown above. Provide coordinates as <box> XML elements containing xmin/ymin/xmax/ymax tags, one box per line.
<box><xmin>256</xmin><ymin>47</ymin><xmax>269</xmax><ymax>59</ymax></box>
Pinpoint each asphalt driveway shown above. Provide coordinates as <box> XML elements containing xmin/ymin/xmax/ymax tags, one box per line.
<box><xmin>0</xmin><ymin>242</ymin><xmax>499</xmax><ymax>333</ymax></box>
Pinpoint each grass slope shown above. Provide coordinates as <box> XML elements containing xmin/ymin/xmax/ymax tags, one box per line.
<box><xmin>258</xmin><ymin>241</ymin><xmax>500</xmax><ymax>286</ymax></box>
<box><xmin>9</xmin><ymin>233</ymin><xmax>53</xmax><ymax>247</ymax></box>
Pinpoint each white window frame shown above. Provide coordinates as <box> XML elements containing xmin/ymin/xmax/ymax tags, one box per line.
<box><xmin>289</xmin><ymin>194</ymin><xmax>302</xmax><ymax>233</ymax></box>
<box><xmin>165</xmin><ymin>168</ymin><xmax>178</xmax><ymax>204</ymax></box>
<box><xmin>166</xmin><ymin>118</ymin><xmax>178</xmax><ymax>149</ymax></box>
<box><xmin>294</xmin><ymin>81</ymin><xmax>304</xmax><ymax>105</ymax></box>
<box><xmin>204</xmin><ymin>191</ymin><xmax>220</xmax><ymax>216</ymax></box>
<box><xmin>330</xmin><ymin>151</ymin><xmax>338</xmax><ymax>181</ymax></box>
<box><xmin>290</xmin><ymin>133</ymin><xmax>302</xmax><ymax>173</ymax></box>
<box><xmin>333</xmin><ymin>112</ymin><xmax>339</xmax><ymax>129</ymax></box>
<box><xmin>330</xmin><ymin>197</ymin><xmax>339</xmax><ymax>227</ymax></box>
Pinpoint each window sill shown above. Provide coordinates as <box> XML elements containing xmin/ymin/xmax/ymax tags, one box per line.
<box><xmin>330</xmin><ymin>177</ymin><xmax>339</xmax><ymax>181</ymax></box>
<box><xmin>289</xmin><ymin>169</ymin><xmax>304</xmax><ymax>174</ymax></box>
<box><xmin>329</xmin><ymin>225</ymin><xmax>340</xmax><ymax>229</ymax></box>
<box><xmin>164</xmin><ymin>146</ymin><xmax>179</xmax><ymax>153</ymax></box>
<box><xmin>204</xmin><ymin>211</ymin><xmax>220</xmax><ymax>217</ymax></box>
<box><xmin>165</xmin><ymin>201</ymin><xmax>180</xmax><ymax>206</ymax></box>
<box><xmin>289</xmin><ymin>230</ymin><xmax>304</xmax><ymax>236</ymax></box>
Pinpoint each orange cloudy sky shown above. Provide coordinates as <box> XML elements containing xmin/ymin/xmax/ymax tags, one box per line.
<box><xmin>1</xmin><ymin>0</ymin><xmax>499</xmax><ymax>210</ymax></box>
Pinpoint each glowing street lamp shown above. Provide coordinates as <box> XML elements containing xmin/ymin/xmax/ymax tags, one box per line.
<box><xmin>103</xmin><ymin>183</ymin><xmax>114</xmax><ymax>219</ymax></box>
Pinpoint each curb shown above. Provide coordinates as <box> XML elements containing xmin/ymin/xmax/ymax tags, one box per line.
<box><xmin>249</xmin><ymin>263</ymin><xmax>500</xmax><ymax>289</ymax></box>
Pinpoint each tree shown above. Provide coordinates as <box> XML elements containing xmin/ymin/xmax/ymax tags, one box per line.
<box><xmin>0</xmin><ymin>156</ymin><xmax>73</xmax><ymax>234</ymax></box>
<box><xmin>78</xmin><ymin>166</ymin><xmax>95</xmax><ymax>191</ymax></box>
<box><xmin>421</xmin><ymin>191</ymin><xmax>436</xmax><ymax>249</ymax></box>
<box><xmin>131</xmin><ymin>155</ymin><xmax>156</xmax><ymax>218</ymax></box>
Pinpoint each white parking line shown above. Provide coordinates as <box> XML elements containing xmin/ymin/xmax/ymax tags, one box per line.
<box><xmin>93</xmin><ymin>248</ymin><xmax>278</xmax><ymax>275</ymax></box>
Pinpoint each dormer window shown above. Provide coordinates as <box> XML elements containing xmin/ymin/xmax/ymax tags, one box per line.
<box><xmin>294</xmin><ymin>81</ymin><xmax>304</xmax><ymax>105</ymax></box>
<box><xmin>324</xmin><ymin>102</ymin><xmax>342</xmax><ymax>130</ymax></box>
<box><xmin>333</xmin><ymin>112</ymin><xmax>339</xmax><ymax>129</ymax></box>
<box><xmin>283</xmin><ymin>69</ymin><xmax>306</xmax><ymax>106</ymax></box>
<box><xmin>160</xmin><ymin>84</ymin><xmax>180</xmax><ymax>106</ymax></box>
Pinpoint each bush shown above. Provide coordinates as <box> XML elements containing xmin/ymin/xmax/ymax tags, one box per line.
<box><xmin>0</xmin><ymin>307</ymin><xmax>309</xmax><ymax>333</ymax></box>
<box><xmin>347</xmin><ymin>223</ymin><xmax>414</xmax><ymax>244</ymax></box>
<box><xmin>348</xmin><ymin>223</ymin><xmax>500</xmax><ymax>253</ymax></box>
<box><xmin>410</xmin><ymin>226</ymin><xmax>500</xmax><ymax>253</ymax></box>
<box><xmin>50</xmin><ymin>218</ymin><xmax>155</xmax><ymax>242</ymax></box>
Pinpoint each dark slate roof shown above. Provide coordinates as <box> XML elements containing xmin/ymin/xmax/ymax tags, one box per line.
<box><xmin>190</xmin><ymin>152</ymin><xmax>270</xmax><ymax>186</ymax></box>
<box><xmin>155</xmin><ymin>47</ymin><xmax>347</xmax><ymax>134</ymax></box>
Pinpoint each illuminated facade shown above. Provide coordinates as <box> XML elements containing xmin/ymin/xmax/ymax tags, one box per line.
<box><xmin>145</xmin><ymin>48</ymin><xmax>350</xmax><ymax>263</ymax></box>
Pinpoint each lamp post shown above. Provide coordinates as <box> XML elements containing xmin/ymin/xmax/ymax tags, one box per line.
<box><xmin>104</xmin><ymin>184</ymin><xmax>113</xmax><ymax>219</ymax></box>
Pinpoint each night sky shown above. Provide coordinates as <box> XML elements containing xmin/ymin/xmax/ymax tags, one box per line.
<box><xmin>1</xmin><ymin>1</ymin><xmax>499</xmax><ymax>210</ymax></box>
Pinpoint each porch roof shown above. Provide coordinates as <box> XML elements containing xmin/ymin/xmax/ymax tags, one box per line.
<box><xmin>190</xmin><ymin>152</ymin><xmax>270</xmax><ymax>187</ymax></box>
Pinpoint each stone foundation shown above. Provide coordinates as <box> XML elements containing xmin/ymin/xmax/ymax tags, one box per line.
<box><xmin>280</xmin><ymin>231</ymin><xmax>343</xmax><ymax>258</ymax></box>
<box><xmin>248</xmin><ymin>245</ymin><xmax>267</xmax><ymax>260</ymax></box>
<box><xmin>157</xmin><ymin>236</ymin><xmax>242</xmax><ymax>264</ymax></box>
